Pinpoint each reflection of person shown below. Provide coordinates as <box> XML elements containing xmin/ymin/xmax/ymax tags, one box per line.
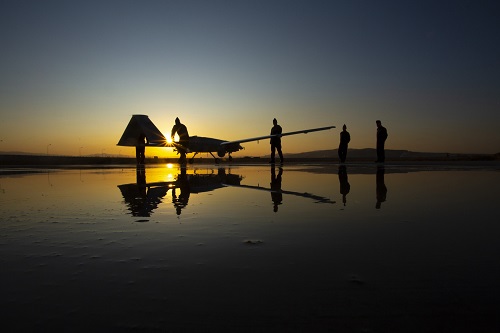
<box><xmin>135</xmin><ymin>166</ymin><xmax>147</xmax><ymax>212</ymax></box>
<box><xmin>172</xmin><ymin>167</ymin><xmax>190</xmax><ymax>215</ymax></box>
<box><xmin>270</xmin><ymin>166</ymin><xmax>283</xmax><ymax>212</ymax></box>
<box><xmin>375</xmin><ymin>120</ymin><xmax>388</xmax><ymax>163</ymax></box>
<box><xmin>376</xmin><ymin>166</ymin><xmax>387</xmax><ymax>209</ymax></box>
<box><xmin>338</xmin><ymin>165</ymin><xmax>350</xmax><ymax>206</ymax></box>
<box><xmin>133</xmin><ymin>165</ymin><xmax>148</xmax><ymax>216</ymax></box>
<box><xmin>136</xmin><ymin>133</ymin><xmax>148</xmax><ymax>165</ymax></box>
<box><xmin>137</xmin><ymin>164</ymin><xmax>146</xmax><ymax>189</ymax></box>
<box><xmin>338</xmin><ymin>124</ymin><xmax>350</xmax><ymax>163</ymax></box>
<box><xmin>270</xmin><ymin>118</ymin><xmax>284</xmax><ymax>164</ymax></box>
<box><xmin>171</xmin><ymin>117</ymin><xmax>190</xmax><ymax>164</ymax></box>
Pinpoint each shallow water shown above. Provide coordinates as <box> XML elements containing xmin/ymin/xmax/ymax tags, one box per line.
<box><xmin>1</xmin><ymin>164</ymin><xmax>499</xmax><ymax>332</ymax></box>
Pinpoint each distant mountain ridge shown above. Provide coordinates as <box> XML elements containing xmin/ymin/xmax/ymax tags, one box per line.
<box><xmin>0</xmin><ymin>151</ymin><xmax>39</xmax><ymax>156</ymax></box>
<box><xmin>0</xmin><ymin>151</ymin><xmax>128</xmax><ymax>158</ymax></box>
<box><xmin>279</xmin><ymin>148</ymin><xmax>498</xmax><ymax>160</ymax></box>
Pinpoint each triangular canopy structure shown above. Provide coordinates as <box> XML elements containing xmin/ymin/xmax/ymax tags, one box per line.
<box><xmin>117</xmin><ymin>115</ymin><xmax>166</xmax><ymax>147</ymax></box>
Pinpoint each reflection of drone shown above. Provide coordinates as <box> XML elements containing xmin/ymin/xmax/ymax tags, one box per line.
<box><xmin>118</xmin><ymin>168</ymin><xmax>244</xmax><ymax>217</ymax></box>
<box><xmin>181</xmin><ymin>169</ymin><xmax>244</xmax><ymax>193</ymax></box>
<box><xmin>118</xmin><ymin>167</ymin><xmax>334</xmax><ymax>217</ymax></box>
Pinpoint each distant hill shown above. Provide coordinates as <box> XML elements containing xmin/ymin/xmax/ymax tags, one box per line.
<box><xmin>0</xmin><ymin>150</ymin><xmax>39</xmax><ymax>156</ymax></box>
<box><xmin>0</xmin><ymin>151</ymin><xmax>129</xmax><ymax>158</ymax></box>
<box><xmin>276</xmin><ymin>148</ymin><xmax>497</xmax><ymax>161</ymax></box>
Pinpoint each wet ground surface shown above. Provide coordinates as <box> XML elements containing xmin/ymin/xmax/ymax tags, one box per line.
<box><xmin>1</xmin><ymin>163</ymin><xmax>499</xmax><ymax>332</ymax></box>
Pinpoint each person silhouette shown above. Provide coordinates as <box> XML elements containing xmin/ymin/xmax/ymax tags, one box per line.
<box><xmin>269</xmin><ymin>118</ymin><xmax>284</xmax><ymax>164</ymax></box>
<box><xmin>171</xmin><ymin>117</ymin><xmax>190</xmax><ymax>164</ymax></box>
<box><xmin>376</xmin><ymin>166</ymin><xmax>387</xmax><ymax>209</ymax></box>
<box><xmin>338</xmin><ymin>165</ymin><xmax>350</xmax><ymax>206</ymax></box>
<box><xmin>136</xmin><ymin>133</ymin><xmax>148</xmax><ymax>165</ymax></box>
<box><xmin>375</xmin><ymin>120</ymin><xmax>388</xmax><ymax>163</ymax></box>
<box><xmin>338</xmin><ymin>124</ymin><xmax>350</xmax><ymax>163</ymax></box>
<box><xmin>270</xmin><ymin>166</ymin><xmax>283</xmax><ymax>212</ymax></box>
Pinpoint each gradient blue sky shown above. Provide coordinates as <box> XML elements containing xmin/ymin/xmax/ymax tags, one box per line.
<box><xmin>1</xmin><ymin>0</ymin><xmax>499</xmax><ymax>157</ymax></box>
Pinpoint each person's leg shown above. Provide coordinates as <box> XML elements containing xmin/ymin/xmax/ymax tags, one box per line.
<box><xmin>376</xmin><ymin>143</ymin><xmax>385</xmax><ymax>162</ymax></box>
<box><xmin>277</xmin><ymin>144</ymin><xmax>283</xmax><ymax>162</ymax></box>
<box><xmin>339</xmin><ymin>146</ymin><xmax>346</xmax><ymax>163</ymax></box>
<box><xmin>136</xmin><ymin>147</ymin><xmax>141</xmax><ymax>164</ymax></box>
<box><xmin>270</xmin><ymin>145</ymin><xmax>276</xmax><ymax>163</ymax></box>
<box><xmin>178</xmin><ymin>147</ymin><xmax>187</xmax><ymax>164</ymax></box>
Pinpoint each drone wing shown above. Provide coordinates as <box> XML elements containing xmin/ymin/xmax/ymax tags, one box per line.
<box><xmin>219</xmin><ymin>125</ymin><xmax>335</xmax><ymax>146</ymax></box>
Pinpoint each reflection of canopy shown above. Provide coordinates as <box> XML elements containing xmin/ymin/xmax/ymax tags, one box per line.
<box><xmin>118</xmin><ymin>184</ymin><xmax>169</xmax><ymax>217</ymax></box>
<box><xmin>117</xmin><ymin>114</ymin><xmax>166</xmax><ymax>147</ymax></box>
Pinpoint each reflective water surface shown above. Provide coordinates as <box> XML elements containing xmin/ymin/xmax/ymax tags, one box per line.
<box><xmin>1</xmin><ymin>164</ymin><xmax>499</xmax><ymax>332</ymax></box>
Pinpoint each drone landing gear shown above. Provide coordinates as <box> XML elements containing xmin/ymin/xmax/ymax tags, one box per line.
<box><xmin>209</xmin><ymin>152</ymin><xmax>220</xmax><ymax>164</ymax></box>
<box><xmin>189</xmin><ymin>152</ymin><xmax>199</xmax><ymax>164</ymax></box>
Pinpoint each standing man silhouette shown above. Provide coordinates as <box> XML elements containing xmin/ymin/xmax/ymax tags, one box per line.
<box><xmin>171</xmin><ymin>117</ymin><xmax>190</xmax><ymax>164</ymax></box>
<box><xmin>375</xmin><ymin>120</ymin><xmax>388</xmax><ymax>163</ymax></box>
<box><xmin>338</xmin><ymin>124</ymin><xmax>350</xmax><ymax>163</ymax></box>
<box><xmin>270</xmin><ymin>118</ymin><xmax>284</xmax><ymax>164</ymax></box>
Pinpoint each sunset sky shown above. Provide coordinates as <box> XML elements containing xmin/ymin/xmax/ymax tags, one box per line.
<box><xmin>1</xmin><ymin>0</ymin><xmax>499</xmax><ymax>158</ymax></box>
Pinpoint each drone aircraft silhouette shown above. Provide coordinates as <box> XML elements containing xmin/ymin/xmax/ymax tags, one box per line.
<box><xmin>117</xmin><ymin>114</ymin><xmax>335</xmax><ymax>163</ymax></box>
